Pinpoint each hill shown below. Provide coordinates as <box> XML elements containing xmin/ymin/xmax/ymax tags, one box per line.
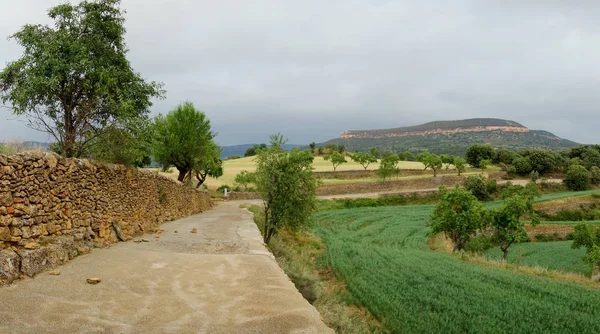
<box><xmin>322</xmin><ymin>118</ymin><xmax>579</xmax><ymax>155</ymax></box>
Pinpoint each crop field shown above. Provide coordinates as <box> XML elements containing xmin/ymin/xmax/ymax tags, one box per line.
<box><xmin>485</xmin><ymin>241</ymin><xmax>590</xmax><ymax>276</ymax></box>
<box><xmin>312</xmin><ymin>193</ymin><xmax>600</xmax><ymax>332</ymax></box>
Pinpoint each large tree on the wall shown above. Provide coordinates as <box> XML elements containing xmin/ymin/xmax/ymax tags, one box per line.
<box><xmin>0</xmin><ymin>0</ymin><xmax>164</xmax><ymax>158</ymax></box>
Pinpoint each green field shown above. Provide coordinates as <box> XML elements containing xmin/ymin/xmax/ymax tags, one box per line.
<box><xmin>312</xmin><ymin>197</ymin><xmax>600</xmax><ymax>332</ymax></box>
<box><xmin>485</xmin><ymin>241</ymin><xmax>590</xmax><ymax>276</ymax></box>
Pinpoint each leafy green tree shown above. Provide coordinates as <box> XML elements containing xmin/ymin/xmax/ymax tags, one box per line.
<box><xmin>235</xmin><ymin>170</ymin><xmax>256</xmax><ymax>191</ymax></box>
<box><xmin>565</xmin><ymin>164</ymin><xmax>590</xmax><ymax>191</ymax></box>
<box><xmin>0</xmin><ymin>0</ymin><xmax>164</xmax><ymax>158</ymax></box>
<box><xmin>530</xmin><ymin>170</ymin><xmax>540</xmax><ymax>183</ymax></box>
<box><xmin>87</xmin><ymin>119</ymin><xmax>152</xmax><ymax>167</ymax></box>
<box><xmin>369</xmin><ymin>147</ymin><xmax>382</xmax><ymax>159</ymax></box>
<box><xmin>398</xmin><ymin>151</ymin><xmax>415</xmax><ymax>161</ymax></box>
<box><xmin>309</xmin><ymin>142</ymin><xmax>317</xmax><ymax>152</ymax></box>
<box><xmin>512</xmin><ymin>157</ymin><xmax>533</xmax><ymax>175</ymax></box>
<box><xmin>479</xmin><ymin>159</ymin><xmax>491</xmax><ymax>174</ymax></box>
<box><xmin>521</xmin><ymin>149</ymin><xmax>557</xmax><ymax>174</ymax></box>
<box><xmin>244</xmin><ymin>143</ymin><xmax>267</xmax><ymax>157</ymax></box>
<box><xmin>429</xmin><ymin>186</ymin><xmax>485</xmax><ymax>252</ymax></box>
<box><xmin>350</xmin><ymin>152</ymin><xmax>377</xmax><ymax>170</ymax></box>
<box><xmin>465</xmin><ymin>144</ymin><xmax>494</xmax><ymax>168</ymax></box>
<box><xmin>317</xmin><ymin>146</ymin><xmax>324</xmax><ymax>155</ymax></box>
<box><xmin>417</xmin><ymin>152</ymin><xmax>443</xmax><ymax>177</ymax></box>
<box><xmin>463</xmin><ymin>175</ymin><xmax>489</xmax><ymax>201</ymax></box>
<box><xmin>581</xmin><ymin>147</ymin><xmax>600</xmax><ymax>169</ymax></box>
<box><xmin>255</xmin><ymin>134</ymin><xmax>317</xmax><ymax>245</ymax></box>
<box><xmin>590</xmin><ymin>166</ymin><xmax>600</xmax><ymax>185</ymax></box>
<box><xmin>440</xmin><ymin>154</ymin><xmax>454</xmax><ymax>169</ymax></box>
<box><xmin>323</xmin><ymin>152</ymin><xmax>347</xmax><ymax>172</ymax></box>
<box><xmin>572</xmin><ymin>222</ymin><xmax>600</xmax><ymax>279</ymax></box>
<box><xmin>493</xmin><ymin>149</ymin><xmax>518</xmax><ymax>165</ymax></box>
<box><xmin>152</xmin><ymin>102</ymin><xmax>221</xmax><ymax>183</ymax></box>
<box><xmin>377</xmin><ymin>152</ymin><xmax>400</xmax><ymax>180</ymax></box>
<box><xmin>453</xmin><ymin>156</ymin><xmax>467</xmax><ymax>176</ymax></box>
<box><xmin>490</xmin><ymin>189</ymin><xmax>539</xmax><ymax>259</ymax></box>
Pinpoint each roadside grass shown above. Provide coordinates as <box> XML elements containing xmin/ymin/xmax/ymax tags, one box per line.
<box><xmin>313</xmin><ymin>205</ymin><xmax>600</xmax><ymax>333</ymax></box>
<box><xmin>245</xmin><ymin>205</ymin><xmax>385</xmax><ymax>333</ymax></box>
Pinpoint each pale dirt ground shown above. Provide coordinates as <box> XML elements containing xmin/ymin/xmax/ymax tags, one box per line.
<box><xmin>0</xmin><ymin>202</ymin><xmax>332</xmax><ymax>334</ymax></box>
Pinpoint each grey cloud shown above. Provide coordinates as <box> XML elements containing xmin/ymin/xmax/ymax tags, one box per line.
<box><xmin>1</xmin><ymin>0</ymin><xmax>599</xmax><ymax>146</ymax></box>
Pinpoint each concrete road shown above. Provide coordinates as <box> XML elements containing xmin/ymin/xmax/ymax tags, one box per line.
<box><xmin>0</xmin><ymin>202</ymin><xmax>331</xmax><ymax>334</ymax></box>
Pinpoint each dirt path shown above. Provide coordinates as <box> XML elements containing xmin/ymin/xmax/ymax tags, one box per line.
<box><xmin>0</xmin><ymin>202</ymin><xmax>331</xmax><ymax>333</ymax></box>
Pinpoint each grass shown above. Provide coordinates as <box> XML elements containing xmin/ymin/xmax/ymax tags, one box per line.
<box><xmin>485</xmin><ymin>241</ymin><xmax>590</xmax><ymax>276</ymax></box>
<box><xmin>313</xmin><ymin>204</ymin><xmax>600</xmax><ymax>333</ymax></box>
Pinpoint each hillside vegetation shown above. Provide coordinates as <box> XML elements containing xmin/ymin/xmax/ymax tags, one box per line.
<box><xmin>322</xmin><ymin>118</ymin><xmax>579</xmax><ymax>156</ymax></box>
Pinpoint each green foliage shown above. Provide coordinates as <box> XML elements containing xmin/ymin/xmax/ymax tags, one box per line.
<box><xmin>581</xmin><ymin>147</ymin><xmax>600</xmax><ymax>169</ymax></box>
<box><xmin>368</xmin><ymin>147</ymin><xmax>381</xmax><ymax>159</ymax></box>
<box><xmin>521</xmin><ymin>149</ymin><xmax>558</xmax><ymax>174</ymax></box>
<box><xmin>152</xmin><ymin>102</ymin><xmax>222</xmax><ymax>185</ymax></box>
<box><xmin>530</xmin><ymin>170</ymin><xmax>540</xmax><ymax>182</ymax></box>
<box><xmin>465</xmin><ymin>144</ymin><xmax>494</xmax><ymax>168</ymax></box>
<box><xmin>309</xmin><ymin>142</ymin><xmax>316</xmax><ymax>152</ymax></box>
<box><xmin>440</xmin><ymin>154</ymin><xmax>453</xmax><ymax>169</ymax></box>
<box><xmin>0</xmin><ymin>139</ymin><xmax>26</xmax><ymax>156</ymax></box>
<box><xmin>255</xmin><ymin>134</ymin><xmax>317</xmax><ymax>244</ymax></box>
<box><xmin>512</xmin><ymin>157</ymin><xmax>533</xmax><ymax>175</ymax></box>
<box><xmin>87</xmin><ymin>118</ymin><xmax>152</xmax><ymax>167</ymax></box>
<box><xmin>377</xmin><ymin>152</ymin><xmax>400</xmax><ymax>180</ymax></box>
<box><xmin>0</xmin><ymin>0</ymin><xmax>164</xmax><ymax>158</ymax></box>
<box><xmin>416</xmin><ymin>152</ymin><xmax>443</xmax><ymax>176</ymax></box>
<box><xmin>314</xmin><ymin>204</ymin><xmax>600</xmax><ymax>333</ymax></box>
<box><xmin>234</xmin><ymin>170</ymin><xmax>256</xmax><ymax>190</ymax></box>
<box><xmin>590</xmin><ymin>166</ymin><xmax>600</xmax><ymax>185</ymax></box>
<box><xmin>493</xmin><ymin>149</ymin><xmax>519</xmax><ymax>164</ymax></box>
<box><xmin>323</xmin><ymin>152</ymin><xmax>347</xmax><ymax>172</ymax></box>
<box><xmin>489</xmin><ymin>189</ymin><xmax>540</xmax><ymax>259</ymax></box>
<box><xmin>463</xmin><ymin>175</ymin><xmax>490</xmax><ymax>201</ymax></box>
<box><xmin>429</xmin><ymin>186</ymin><xmax>485</xmax><ymax>251</ymax></box>
<box><xmin>226</xmin><ymin>155</ymin><xmax>242</xmax><ymax>160</ymax></box>
<box><xmin>572</xmin><ymin>222</ymin><xmax>600</xmax><ymax>276</ymax></box>
<box><xmin>452</xmin><ymin>156</ymin><xmax>467</xmax><ymax>176</ymax></box>
<box><xmin>565</xmin><ymin>164</ymin><xmax>591</xmax><ymax>191</ymax></box>
<box><xmin>479</xmin><ymin>158</ymin><xmax>491</xmax><ymax>174</ymax></box>
<box><xmin>349</xmin><ymin>152</ymin><xmax>377</xmax><ymax>170</ymax></box>
<box><xmin>244</xmin><ymin>143</ymin><xmax>267</xmax><ymax>157</ymax></box>
<box><xmin>398</xmin><ymin>151</ymin><xmax>415</xmax><ymax>161</ymax></box>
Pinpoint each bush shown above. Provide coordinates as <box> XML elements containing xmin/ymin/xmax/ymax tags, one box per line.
<box><xmin>565</xmin><ymin>165</ymin><xmax>590</xmax><ymax>191</ymax></box>
<box><xmin>512</xmin><ymin>157</ymin><xmax>533</xmax><ymax>175</ymax></box>
<box><xmin>217</xmin><ymin>185</ymin><xmax>232</xmax><ymax>193</ymax></box>
<box><xmin>486</xmin><ymin>179</ymin><xmax>498</xmax><ymax>196</ymax></box>
<box><xmin>465</xmin><ymin>144</ymin><xmax>494</xmax><ymax>168</ymax></box>
<box><xmin>227</xmin><ymin>155</ymin><xmax>241</xmax><ymax>160</ymax></box>
<box><xmin>464</xmin><ymin>235</ymin><xmax>497</xmax><ymax>253</ymax></box>
<box><xmin>530</xmin><ymin>170</ymin><xmax>540</xmax><ymax>183</ymax></box>
<box><xmin>464</xmin><ymin>175</ymin><xmax>489</xmax><ymax>201</ymax></box>
<box><xmin>590</xmin><ymin>166</ymin><xmax>600</xmax><ymax>185</ymax></box>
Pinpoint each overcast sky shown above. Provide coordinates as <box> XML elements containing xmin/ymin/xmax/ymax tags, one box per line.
<box><xmin>1</xmin><ymin>0</ymin><xmax>599</xmax><ymax>146</ymax></box>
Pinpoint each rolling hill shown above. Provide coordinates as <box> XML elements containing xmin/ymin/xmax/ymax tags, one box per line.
<box><xmin>321</xmin><ymin>118</ymin><xmax>579</xmax><ymax>155</ymax></box>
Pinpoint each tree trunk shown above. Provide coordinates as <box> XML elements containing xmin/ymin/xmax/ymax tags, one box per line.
<box><xmin>502</xmin><ymin>249</ymin><xmax>508</xmax><ymax>259</ymax></box>
<box><xmin>195</xmin><ymin>171</ymin><xmax>207</xmax><ymax>188</ymax></box>
<box><xmin>433</xmin><ymin>169</ymin><xmax>437</xmax><ymax>177</ymax></box>
<box><xmin>265</xmin><ymin>227</ymin><xmax>276</xmax><ymax>245</ymax></box>
<box><xmin>63</xmin><ymin>107</ymin><xmax>76</xmax><ymax>158</ymax></box>
<box><xmin>177</xmin><ymin>168</ymin><xmax>188</xmax><ymax>182</ymax></box>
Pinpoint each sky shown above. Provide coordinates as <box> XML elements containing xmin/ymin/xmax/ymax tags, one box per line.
<box><xmin>1</xmin><ymin>0</ymin><xmax>599</xmax><ymax>146</ymax></box>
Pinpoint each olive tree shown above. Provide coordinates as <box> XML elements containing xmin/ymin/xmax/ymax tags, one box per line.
<box><xmin>417</xmin><ymin>152</ymin><xmax>443</xmax><ymax>177</ymax></box>
<box><xmin>453</xmin><ymin>156</ymin><xmax>467</xmax><ymax>176</ymax></box>
<box><xmin>255</xmin><ymin>135</ymin><xmax>317</xmax><ymax>245</ymax></box>
<box><xmin>235</xmin><ymin>170</ymin><xmax>256</xmax><ymax>191</ymax></box>
<box><xmin>377</xmin><ymin>152</ymin><xmax>400</xmax><ymax>180</ymax></box>
<box><xmin>565</xmin><ymin>164</ymin><xmax>590</xmax><ymax>191</ymax></box>
<box><xmin>429</xmin><ymin>186</ymin><xmax>485</xmax><ymax>252</ymax></box>
<box><xmin>0</xmin><ymin>0</ymin><xmax>164</xmax><ymax>158</ymax></box>
<box><xmin>350</xmin><ymin>152</ymin><xmax>378</xmax><ymax>170</ymax></box>
<box><xmin>153</xmin><ymin>102</ymin><xmax>222</xmax><ymax>185</ymax></box>
<box><xmin>572</xmin><ymin>222</ymin><xmax>600</xmax><ymax>280</ymax></box>
<box><xmin>323</xmin><ymin>152</ymin><xmax>347</xmax><ymax>172</ymax></box>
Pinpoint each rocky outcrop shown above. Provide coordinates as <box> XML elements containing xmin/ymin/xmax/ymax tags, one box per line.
<box><xmin>341</xmin><ymin>126</ymin><xmax>529</xmax><ymax>139</ymax></box>
<box><xmin>0</xmin><ymin>151</ymin><xmax>211</xmax><ymax>284</ymax></box>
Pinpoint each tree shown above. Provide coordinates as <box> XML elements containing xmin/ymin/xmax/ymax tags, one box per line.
<box><xmin>590</xmin><ymin>166</ymin><xmax>600</xmax><ymax>185</ymax></box>
<box><xmin>398</xmin><ymin>151</ymin><xmax>415</xmax><ymax>161</ymax></box>
<box><xmin>369</xmin><ymin>147</ymin><xmax>382</xmax><ymax>159</ymax></box>
<box><xmin>255</xmin><ymin>134</ymin><xmax>317</xmax><ymax>245</ymax></box>
<box><xmin>493</xmin><ymin>149</ymin><xmax>518</xmax><ymax>165</ymax></box>
<box><xmin>463</xmin><ymin>175</ymin><xmax>489</xmax><ymax>201</ymax></box>
<box><xmin>453</xmin><ymin>156</ymin><xmax>467</xmax><ymax>176</ymax></box>
<box><xmin>87</xmin><ymin>119</ymin><xmax>152</xmax><ymax>167</ymax></box>
<box><xmin>378</xmin><ymin>152</ymin><xmax>400</xmax><ymax>180</ymax></box>
<box><xmin>512</xmin><ymin>157</ymin><xmax>533</xmax><ymax>175</ymax></box>
<box><xmin>317</xmin><ymin>146</ymin><xmax>324</xmax><ymax>155</ymax></box>
<box><xmin>581</xmin><ymin>147</ymin><xmax>600</xmax><ymax>169</ymax></box>
<box><xmin>429</xmin><ymin>186</ymin><xmax>485</xmax><ymax>252</ymax></box>
<box><xmin>572</xmin><ymin>222</ymin><xmax>600</xmax><ymax>280</ymax></box>
<box><xmin>350</xmin><ymin>152</ymin><xmax>377</xmax><ymax>170</ymax></box>
<box><xmin>152</xmin><ymin>102</ymin><xmax>221</xmax><ymax>183</ymax></box>
<box><xmin>244</xmin><ymin>143</ymin><xmax>267</xmax><ymax>157</ymax></box>
<box><xmin>417</xmin><ymin>152</ymin><xmax>443</xmax><ymax>177</ymax></box>
<box><xmin>323</xmin><ymin>152</ymin><xmax>347</xmax><ymax>172</ymax></box>
<box><xmin>309</xmin><ymin>142</ymin><xmax>317</xmax><ymax>152</ymax></box>
<box><xmin>235</xmin><ymin>170</ymin><xmax>256</xmax><ymax>191</ymax></box>
<box><xmin>440</xmin><ymin>154</ymin><xmax>454</xmax><ymax>169</ymax></box>
<box><xmin>490</xmin><ymin>189</ymin><xmax>539</xmax><ymax>259</ymax></box>
<box><xmin>0</xmin><ymin>0</ymin><xmax>164</xmax><ymax>158</ymax></box>
<box><xmin>521</xmin><ymin>149</ymin><xmax>557</xmax><ymax>174</ymax></box>
<box><xmin>479</xmin><ymin>159</ymin><xmax>491</xmax><ymax>174</ymax></box>
<box><xmin>565</xmin><ymin>164</ymin><xmax>590</xmax><ymax>191</ymax></box>
<box><xmin>465</xmin><ymin>144</ymin><xmax>494</xmax><ymax>168</ymax></box>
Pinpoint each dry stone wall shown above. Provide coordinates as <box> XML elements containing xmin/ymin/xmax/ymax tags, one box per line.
<box><xmin>0</xmin><ymin>151</ymin><xmax>211</xmax><ymax>285</ymax></box>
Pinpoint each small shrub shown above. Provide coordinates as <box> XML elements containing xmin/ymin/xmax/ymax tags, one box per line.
<box><xmin>464</xmin><ymin>235</ymin><xmax>497</xmax><ymax>253</ymax></box>
<box><xmin>486</xmin><ymin>179</ymin><xmax>498</xmax><ymax>196</ymax></box>
<box><xmin>530</xmin><ymin>170</ymin><xmax>540</xmax><ymax>183</ymax></box>
<box><xmin>464</xmin><ymin>175</ymin><xmax>489</xmax><ymax>201</ymax></box>
<box><xmin>565</xmin><ymin>165</ymin><xmax>590</xmax><ymax>191</ymax></box>
<box><xmin>227</xmin><ymin>155</ymin><xmax>242</xmax><ymax>160</ymax></box>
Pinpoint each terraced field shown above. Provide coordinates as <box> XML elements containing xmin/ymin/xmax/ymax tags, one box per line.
<box><xmin>312</xmin><ymin>191</ymin><xmax>600</xmax><ymax>333</ymax></box>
